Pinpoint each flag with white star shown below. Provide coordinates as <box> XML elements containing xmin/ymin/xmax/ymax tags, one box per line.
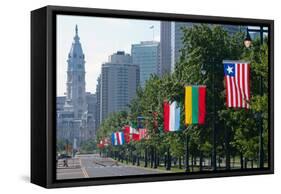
<box><xmin>223</xmin><ymin>62</ymin><xmax>250</xmax><ymax>109</ymax></box>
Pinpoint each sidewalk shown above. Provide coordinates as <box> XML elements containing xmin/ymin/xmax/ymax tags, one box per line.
<box><xmin>112</xmin><ymin>159</ymin><xmax>173</xmax><ymax>173</ymax></box>
<box><xmin>57</xmin><ymin>158</ymin><xmax>81</xmax><ymax>169</ymax></box>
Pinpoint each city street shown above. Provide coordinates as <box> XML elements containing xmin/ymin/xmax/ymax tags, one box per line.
<box><xmin>57</xmin><ymin>154</ymin><xmax>168</xmax><ymax>180</ymax></box>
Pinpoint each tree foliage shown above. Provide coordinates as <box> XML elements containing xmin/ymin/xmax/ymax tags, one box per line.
<box><xmin>96</xmin><ymin>24</ymin><xmax>269</xmax><ymax>169</ymax></box>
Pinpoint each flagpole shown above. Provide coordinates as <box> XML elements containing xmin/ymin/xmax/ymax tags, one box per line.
<box><xmin>166</xmin><ymin>145</ymin><xmax>171</xmax><ymax>170</ymax></box>
<box><xmin>201</xmin><ymin>60</ymin><xmax>217</xmax><ymax>171</ymax></box>
<box><xmin>211</xmin><ymin>58</ymin><xmax>217</xmax><ymax>171</ymax></box>
<box><xmin>185</xmin><ymin>129</ymin><xmax>190</xmax><ymax>172</ymax></box>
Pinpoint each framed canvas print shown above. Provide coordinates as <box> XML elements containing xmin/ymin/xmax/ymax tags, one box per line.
<box><xmin>31</xmin><ymin>5</ymin><xmax>274</xmax><ymax>188</ymax></box>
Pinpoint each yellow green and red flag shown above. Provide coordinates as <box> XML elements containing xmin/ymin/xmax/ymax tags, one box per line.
<box><xmin>185</xmin><ymin>85</ymin><xmax>206</xmax><ymax>125</ymax></box>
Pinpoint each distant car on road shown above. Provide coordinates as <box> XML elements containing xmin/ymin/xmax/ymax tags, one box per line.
<box><xmin>57</xmin><ymin>154</ymin><xmax>71</xmax><ymax>160</ymax></box>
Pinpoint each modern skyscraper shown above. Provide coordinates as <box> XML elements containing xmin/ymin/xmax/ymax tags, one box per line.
<box><xmin>170</xmin><ymin>22</ymin><xmax>245</xmax><ymax>72</ymax></box>
<box><xmin>95</xmin><ymin>75</ymin><xmax>101</xmax><ymax>129</ymax></box>
<box><xmin>160</xmin><ymin>21</ymin><xmax>171</xmax><ymax>76</ymax></box>
<box><xmin>131</xmin><ymin>41</ymin><xmax>160</xmax><ymax>87</ymax></box>
<box><xmin>100</xmin><ymin>51</ymin><xmax>139</xmax><ymax>122</ymax></box>
<box><xmin>171</xmin><ymin>22</ymin><xmax>193</xmax><ymax>72</ymax></box>
<box><xmin>223</xmin><ymin>24</ymin><xmax>246</xmax><ymax>35</ymax></box>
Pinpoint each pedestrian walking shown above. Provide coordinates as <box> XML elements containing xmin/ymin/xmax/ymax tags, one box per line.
<box><xmin>63</xmin><ymin>159</ymin><xmax>68</xmax><ymax>167</ymax></box>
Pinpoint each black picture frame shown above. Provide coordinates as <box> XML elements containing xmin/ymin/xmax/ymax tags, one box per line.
<box><xmin>31</xmin><ymin>5</ymin><xmax>274</xmax><ymax>188</ymax></box>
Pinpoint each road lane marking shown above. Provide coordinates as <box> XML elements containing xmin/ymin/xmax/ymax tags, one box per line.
<box><xmin>79</xmin><ymin>158</ymin><xmax>89</xmax><ymax>178</ymax></box>
<box><xmin>79</xmin><ymin>158</ymin><xmax>82</xmax><ymax>166</ymax></box>
<box><xmin>81</xmin><ymin>167</ymin><xmax>89</xmax><ymax>178</ymax></box>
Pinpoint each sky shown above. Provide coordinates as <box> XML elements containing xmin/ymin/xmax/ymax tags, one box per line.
<box><xmin>57</xmin><ymin>15</ymin><xmax>160</xmax><ymax>96</ymax></box>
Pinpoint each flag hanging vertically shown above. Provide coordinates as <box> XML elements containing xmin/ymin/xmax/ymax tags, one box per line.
<box><xmin>123</xmin><ymin>126</ymin><xmax>131</xmax><ymax>143</ymax></box>
<box><xmin>111</xmin><ymin>132</ymin><xmax>125</xmax><ymax>146</ymax></box>
<box><xmin>139</xmin><ymin>128</ymin><xmax>148</xmax><ymax>139</ymax></box>
<box><xmin>163</xmin><ymin>101</ymin><xmax>181</xmax><ymax>132</ymax></box>
<box><xmin>130</xmin><ymin>125</ymin><xmax>140</xmax><ymax>141</ymax></box>
<box><xmin>223</xmin><ymin>61</ymin><xmax>250</xmax><ymax>109</ymax></box>
<box><xmin>185</xmin><ymin>85</ymin><xmax>206</xmax><ymax>125</ymax></box>
<box><xmin>124</xmin><ymin>125</ymin><xmax>140</xmax><ymax>142</ymax></box>
<box><xmin>103</xmin><ymin>138</ymin><xmax>109</xmax><ymax>146</ymax></box>
<box><xmin>97</xmin><ymin>138</ymin><xmax>109</xmax><ymax>148</ymax></box>
<box><xmin>97</xmin><ymin>140</ymin><xmax>105</xmax><ymax>149</ymax></box>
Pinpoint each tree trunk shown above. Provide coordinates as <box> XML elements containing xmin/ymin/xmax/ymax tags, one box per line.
<box><xmin>150</xmin><ymin>147</ymin><xmax>154</xmax><ymax>168</ymax></box>
<box><xmin>199</xmin><ymin>153</ymin><xmax>203</xmax><ymax>171</ymax></box>
<box><xmin>179</xmin><ymin>156</ymin><xmax>182</xmax><ymax>169</ymax></box>
<box><xmin>191</xmin><ymin>155</ymin><xmax>194</xmax><ymax>172</ymax></box>
<box><xmin>166</xmin><ymin>147</ymin><xmax>171</xmax><ymax>170</ymax></box>
<box><xmin>244</xmin><ymin>158</ymin><xmax>248</xmax><ymax>169</ymax></box>
<box><xmin>240</xmin><ymin>153</ymin><xmax>244</xmax><ymax>169</ymax></box>
<box><xmin>225</xmin><ymin>124</ymin><xmax>231</xmax><ymax>170</ymax></box>
<box><xmin>144</xmin><ymin>148</ymin><xmax>148</xmax><ymax>167</ymax></box>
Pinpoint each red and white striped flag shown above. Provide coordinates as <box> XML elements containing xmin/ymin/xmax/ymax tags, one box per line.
<box><xmin>124</xmin><ymin>125</ymin><xmax>140</xmax><ymax>142</ymax></box>
<box><xmin>223</xmin><ymin>61</ymin><xmax>250</xmax><ymax>109</ymax></box>
<box><xmin>139</xmin><ymin>128</ymin><xmax>148</xmax><ymax>139</ymax></box>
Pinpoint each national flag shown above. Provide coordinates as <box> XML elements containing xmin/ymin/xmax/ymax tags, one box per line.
<box><xmin>185</xmin><ymin>85</ymin><xmax>206</xmax><ymax>125</ymax></box>
<box><xmin>129</xmin><ymin>124</ymin><xmax>140</xmax><ymax>141</ymax></box>
<box><xmin>163</xmin><ymin>101</ymin><xmax>181</xmax><ymax>132</ymax></box>
<box><xmin>132</xmin><ymin>133</ymin><xmax>140</xmax><ymax>141</ymax></box>
<box><xmin>97</xmin><ymin>138</ymin><xmax>109</xmax><ymax>148</ymax></box>
<box><xmin>223</xmin><ymin>62</ymin><xmax>250</xmax><ymax>108</ymax></box>
<box><xmin>123</xmin><ymin>126</ymin><xmax>131</xmax><ymax>143</ymax></box>
<box><xmin>111</xmin><ymin>132</ymin><xmax>125</xmax><ymax>146</ymax></box>
<box><xmin>104</xmin><ymin>138</ymin><xmax>109</xmax><ymax>146</ymax></box>
<box><xmin>97</xmin><ymin>140</ymin><xmax>105</xmax><ymax>149</ymax></box>
<box><xmin>124</xmin><ymin>125</ymin><xmax>140</xmax><ymax>142</ymax></box>
<box><xmin>139</xmin><ymin>128</ymin><xmax>148</xmax><ymax>139</ymax></box>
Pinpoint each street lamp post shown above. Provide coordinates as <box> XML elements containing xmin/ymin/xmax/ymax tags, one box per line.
<box><xmin>201</xmin><ymin>62</ymin><xmax>217</xmax><ymax>171</ymax></box>
<box><xmin>166</xmin><ymin>146</ymin><xmax>171</xmax><ymax>170</ymax></box>
<box><xmin>185</xmin><ymin>132</ymin><xmax>190</xmax><ymax>172</ymax></box>
<box><xmin>244</xmin><ymin>26</ymin><xmax>267</xmax><ymax>168</ymax></box>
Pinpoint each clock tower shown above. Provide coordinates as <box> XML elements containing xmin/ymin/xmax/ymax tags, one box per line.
<box><xmin>64</xmin><ymin>25</ymin><xmax>87</xmax><ymax>119</ymax></box>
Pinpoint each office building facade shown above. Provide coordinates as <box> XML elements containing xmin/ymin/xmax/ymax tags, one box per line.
<box><xmin>131</xmin><ymin>41</ymin><xmax>160</xmax><ymax>87</ymax></box>
<box><xmin>100</xmin><ymin>51</ymin><xmax>140</xmax><ymax>122</ymax></box>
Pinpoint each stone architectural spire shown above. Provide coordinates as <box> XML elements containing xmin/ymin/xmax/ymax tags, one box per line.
<box><xmin>64</xmin><ymin>25</ymin><xmax>87</xmax><ymax>119</ymax></box>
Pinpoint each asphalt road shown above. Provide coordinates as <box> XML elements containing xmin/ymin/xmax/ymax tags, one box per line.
<box><xmin>57</xmin><ymin>154</ymin><xmax>168</xmax><ymax>180</ymax></box>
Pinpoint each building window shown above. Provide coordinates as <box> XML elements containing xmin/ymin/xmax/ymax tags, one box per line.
<box><xmin>78</xmin><ymin>97</ymin><xmax>83</xmax><ymax>105</ymax></box>
<box><xmin>68</xmin><ymin>74</ymin><xmax>72</xmax><ymax>82</ymax></box>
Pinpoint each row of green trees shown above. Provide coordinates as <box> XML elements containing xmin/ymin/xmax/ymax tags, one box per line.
<box><xmin>96</xmin><ymin>24</ymin><xmax>269</xmax><ymax>171</ymax></box>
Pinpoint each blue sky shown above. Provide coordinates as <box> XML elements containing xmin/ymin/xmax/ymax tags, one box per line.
<box><xmin>57</xmin><ymin>15</ymin><xmax>160</xmax><ymax>96</ymax></box>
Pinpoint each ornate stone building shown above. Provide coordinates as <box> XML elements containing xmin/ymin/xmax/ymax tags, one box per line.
<box><xmin>56</xmin><ymin>25</ymin><xmax>96</xmax><ymax>147</ymax></box>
